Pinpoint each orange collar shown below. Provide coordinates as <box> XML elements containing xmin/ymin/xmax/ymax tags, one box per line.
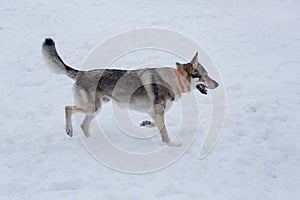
<box><xmin>176</xmin><ymin>69</ymin><xmax>185</xmax><ymax>93</ymax></box>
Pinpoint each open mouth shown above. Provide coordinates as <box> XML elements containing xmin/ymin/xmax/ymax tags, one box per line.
<box><xmin>196</xmin><ymin>84</ymin><xmax>208</xmax><ymax>95</ymax></box>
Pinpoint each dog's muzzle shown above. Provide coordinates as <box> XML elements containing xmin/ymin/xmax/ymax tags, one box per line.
<box><xmin>196</xmin><ymin>81</ymin><xmax>219</xmax><ymax>95</ymax></box>
<box><xmin>196</xmin><ymin>84</ymin><xmax>208</xmax><ymax>95</ymax></box>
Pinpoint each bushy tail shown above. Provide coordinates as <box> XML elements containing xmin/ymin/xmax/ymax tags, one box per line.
<box><xmin>42</xmin><ymin>38</ymin><xmax>79</xmax><ymax>79</ymax></box>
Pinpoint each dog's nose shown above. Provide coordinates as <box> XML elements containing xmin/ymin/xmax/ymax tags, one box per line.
<box><xmin>215</xmin><ymin>82</ymin><xmax>219</xmax><ymax>88</ymax></box>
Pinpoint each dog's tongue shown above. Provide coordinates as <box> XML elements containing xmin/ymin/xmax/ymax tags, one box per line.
<box><xmin>196</xmin><ymin>84</ymin><xmax>208</xmax><ymax>95</ymax></box>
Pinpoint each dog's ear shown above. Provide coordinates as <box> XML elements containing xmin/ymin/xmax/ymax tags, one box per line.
<box><xmin>184</xmin><ymin>63</ymin><xmax>194</xmax><ymax>75</ymax></box>
<box><xmin>176</xmin><ymin>62</ymin><xmax>182</xmax><ymax>69</ymax></box>
<box><xmin>177</xmin><ymin>62</ymin><xmax>194</xmax><ymax>74</ymax></box>
<box><xmin>190</xmin><ymin>52</ymin><xmax>198</xmax><ymax>68</ymax></box>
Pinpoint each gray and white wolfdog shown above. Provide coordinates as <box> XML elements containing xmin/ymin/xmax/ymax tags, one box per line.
<box><xmin>42</xmin><ymin>38</ymin><xmax>218</xmax><ymax>146</ymax></box>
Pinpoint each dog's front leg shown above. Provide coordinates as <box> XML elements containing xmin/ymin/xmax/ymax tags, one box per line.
<box><xmin>149</xmin><ymin>104</ymin><xmax>181</xmax><ymax>147</ymax></box>
<box><xmin>150</xmin><ymin>105</ymin><xmax>170</xmax><ymax>143</ymax></box>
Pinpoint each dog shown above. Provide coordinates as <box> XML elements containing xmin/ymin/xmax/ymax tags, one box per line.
<box><xmin>42</xmin><ymin>38</ymin><xmax>218</xmax><ymax>146</ymax></box>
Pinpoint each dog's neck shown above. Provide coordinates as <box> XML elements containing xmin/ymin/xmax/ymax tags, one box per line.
<box><xmin>176</xmin><ymin>69</ymin><xmax>186</xmax><ymax>93</ymax></box>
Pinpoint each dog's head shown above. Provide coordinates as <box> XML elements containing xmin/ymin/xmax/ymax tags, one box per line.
<box><xmin>176</xmin><ymin>52</ymin><xmax>219</xmax><ymax>95</ymax></box>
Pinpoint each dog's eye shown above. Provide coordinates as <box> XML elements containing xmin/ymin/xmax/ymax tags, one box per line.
<box><xmin>192</xmin><ymin>70</ymin><xmax>201</xmax><ymax>79</ymax></box>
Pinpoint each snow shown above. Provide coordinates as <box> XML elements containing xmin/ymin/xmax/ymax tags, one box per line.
<box><xmin>1</xmin><ymin>0</ymin><xmax>300</xmax><ymax>199</ymax></box>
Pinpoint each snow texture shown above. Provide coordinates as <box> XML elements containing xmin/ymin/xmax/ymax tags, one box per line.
<box><xmin>1</xmin><ymin>0</ymin><xmax>300</xmax><ymax>199</ymax></box>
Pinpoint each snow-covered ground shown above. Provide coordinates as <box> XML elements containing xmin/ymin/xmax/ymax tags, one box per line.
<box><xmin>1</xmin><ymin>0</ymin><xmax>300</xmax><ymax>199</ymax></box>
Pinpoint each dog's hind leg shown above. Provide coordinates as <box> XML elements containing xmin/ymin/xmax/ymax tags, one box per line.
<box><xmin>79</xmin><ymin>92</ymin><xmax>102</xmax><ymax>137</ymax></box>
<box><xmin>65</xmin><ymin>105</ymin><xmax>93</xmax><ymax>137</ymax></box>
<box><xmin>80</xmin><ymin>114</ymin><xmax>95</xmax><ymax>137</ymax></box>
<box><xmin>67</xmin><ymin>87</ymin><xmax>102</xmax><ymax>137</ymax></box>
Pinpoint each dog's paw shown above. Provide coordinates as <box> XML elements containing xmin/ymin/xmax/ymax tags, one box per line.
<box><xmin>167</xmin><ymin>141</ymin><xmax>182</xmax><ymax>147</ymax></box>
<box><xmin>140</xmin><ymin>120</ymin><xmax>155</xmax><ymax>127</ymax></box>
<box><xmin>80</xmin><ymin>125</ymin><xmax>91</xmax><ymax>137</ymax></box>
<box><xmin>65</xmin><ymin>127</ymin><xmax>73</xmax><ymax>137</ymax></box>
<box><xmin>83</xmin><ymin>132</ymin><xmax>91</xmax><ymax>137</ymax></box>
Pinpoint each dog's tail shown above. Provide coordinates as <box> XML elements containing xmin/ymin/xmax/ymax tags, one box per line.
<box><xmin>42</xmin><ymin>38</ymin><xmax>79</xmax><ymax>79</ymax></box>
